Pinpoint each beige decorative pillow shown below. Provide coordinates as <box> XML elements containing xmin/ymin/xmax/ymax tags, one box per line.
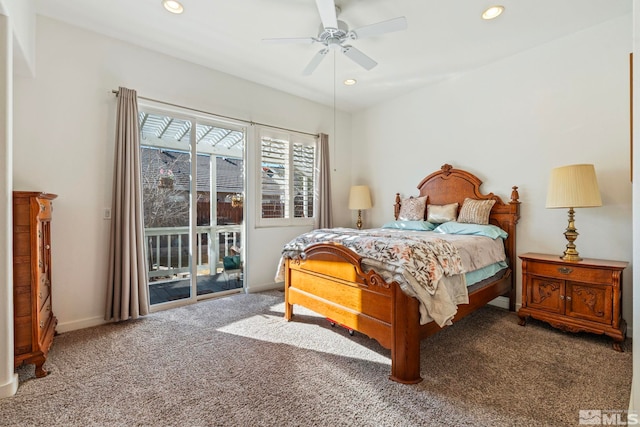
<box><xmin>398</xmin><ymin>196</ymin><xmax>427</xmax><ymax>221</ymax></box>
<box><xmin>457</xmin><ymin>198</ymin><xmax>496</xmax><ymax>225</ymax></box>
<box><xmin>427</xmin><ymin>203</ymin><xmax>459</xmax><ymax>223</ymax></box>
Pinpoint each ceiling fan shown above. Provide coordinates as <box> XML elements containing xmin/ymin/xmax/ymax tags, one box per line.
<box><xmin>262</xmin><ymin>0</ymin><xmax>408</xmax><ymax>76</ymax></box>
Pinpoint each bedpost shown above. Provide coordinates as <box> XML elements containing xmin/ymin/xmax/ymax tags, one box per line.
<box><xmin>284</xmin><ymin>259</ymin><xmax>293</xmax><ymax>320</ymax></box>
<box><xmin>389</xmin><ymin>283</ymin><xmax>422</xmax><ymax>384</ymax></box>
<box><xmin>507</xmin><ymin>186</ymin><xmax>521</xmax><ymax>311</ymax></box>
<box><xmin>394</xmin><ymin>193</ymin><xmax>401</xmax><ymax>220</ymax></box>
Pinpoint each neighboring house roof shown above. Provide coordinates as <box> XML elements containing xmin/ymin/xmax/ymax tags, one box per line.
<box><xmin>141</xmin><ymin>147</ymin><xmax>243</xmax><ymax>193</ymax></box>
<box><xmin>216</xmin><ymin>157</ymin><xmax>243</xmax><ymax>193</ymax></box>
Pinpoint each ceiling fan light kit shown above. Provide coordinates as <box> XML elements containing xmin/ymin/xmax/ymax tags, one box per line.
<box><xmin>263</xmin><ymin>0</ymin><xmax>408</xmax><ymax>76</ymax></box>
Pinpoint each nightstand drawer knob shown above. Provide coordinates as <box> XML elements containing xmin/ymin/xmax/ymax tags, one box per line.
<box><xmin>558</xmin><ymin>267</ymin><xmax>573</xmax><ymax>274</ymax></box>
<box><xmin>566</xmin><ymin>296</ymin><xmax>572</xmax><ymax>301</ymax></box>
<box><xmin>560</xmin><ymin>295</ymin><xmax>565</xmax><ymax>300</ymax></box>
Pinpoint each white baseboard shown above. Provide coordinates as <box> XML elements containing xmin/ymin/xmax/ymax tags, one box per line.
<box><xmin>245</xmin><ymin>282</ymin><xmax>283</xmax><ymax>294</ymax></box>
<box><xmin>56</xmin><ymin>316</ymin><xmax>108</xmax><ymax>334</ymax></box>
<box><xmin>0</xmin><ymin>373</ymin><xmax>18</xmax><ymax>399</ymax></box>
<box><xmin>487</xmin><ymin>296</ymin><xmax>510</xmax><ymax>310</ymax></box>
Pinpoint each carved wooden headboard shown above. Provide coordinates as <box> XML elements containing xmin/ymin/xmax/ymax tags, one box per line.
<box><xmin>394</xmin><ymin>164</ymin><xmax>521</xmax><ymax>307</ymax></box>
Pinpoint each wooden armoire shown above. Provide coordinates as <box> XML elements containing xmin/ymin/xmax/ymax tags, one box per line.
<box><xmin>13</xmin><ymin>191</ymin><xmax>58</xmax><ymax>378</ymax></box>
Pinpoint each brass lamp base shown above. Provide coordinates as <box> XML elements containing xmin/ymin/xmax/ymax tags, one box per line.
<box><xmin>560</xmin><ymin>207</ymin><xmax>582</xmax><ymax>262</ymax></box>
<box><xmin>356</xmin><ymin>209</ymin><xmax>363</xmax><ymax>230</ymax></box>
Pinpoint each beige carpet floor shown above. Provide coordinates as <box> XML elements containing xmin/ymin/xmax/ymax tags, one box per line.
<box><xmin>0</xmin><ymin>290</ymin><xmax>632</xmax><ymax>427</ymax></box>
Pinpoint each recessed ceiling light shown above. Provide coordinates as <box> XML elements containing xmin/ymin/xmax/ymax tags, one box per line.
<box><xmin>482</xmin><ymin>5</ymin><xmax>504</xmax><ymax>20</ymax></box>
<box><xmin>162</xmin><ymin>0</ymin><xmax>184</xmax><ymax>14</ymax></box>
<box><xmin>343</xmin><ymin>79</ymin><xmax>357</xmax><ymax>86</ymax></box>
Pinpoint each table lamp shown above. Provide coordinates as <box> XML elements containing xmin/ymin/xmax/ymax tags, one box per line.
<box><xmin>546</xmin><ymin>164</ymin><xmax>602</xmax><ymax>261</ymax></box>
<box><xmin>348</xmin><ymin>185</ymin><xmax>372</xmax><ymax>230</ymax></box>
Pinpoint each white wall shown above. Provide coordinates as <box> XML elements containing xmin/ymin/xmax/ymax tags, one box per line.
<box><xmin>0</xmin><ymin>10</ymin><xmax>16</xmax><ymax>401</ymax></box>
<box><xmin>352</xmin><ymin>16</ymin><xmax>633</xmax><ymax>327</ymax></box>
<box><xmin>0</xmin><ymin>0</ymin><xmax>36</xmax><ymax>76</ymax></box>
<box><xmin>0</xmin><ymin>0</ymin><xmax>34</xmax><ymax>399</ymax></box>
<box><xmin>13</xmin><ymin>16</ymin><xmax>352</xmax><ymax>332</ymax></box>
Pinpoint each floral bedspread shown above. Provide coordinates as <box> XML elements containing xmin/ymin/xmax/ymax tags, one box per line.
<box><xmin>278</xmin><ymin>227</ymin><xmax>465</xmax><ymax>296</ymax></box>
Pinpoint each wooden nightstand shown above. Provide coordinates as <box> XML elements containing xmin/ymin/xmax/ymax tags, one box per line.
<box><xmin>518</xmin><ymin>252</ymin><xmax>628</xmax><ymax>351</ymax></box>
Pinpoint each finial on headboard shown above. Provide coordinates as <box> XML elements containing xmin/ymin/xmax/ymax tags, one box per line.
<box><xmin>441</xmin><ymin>164</ymin><xmax>453</xmax><ymax>175</ymax></box>
<box><xmin>510</xmin><ymin>186</ymin><xmax>520</xmax><ymax>204</ymax></box>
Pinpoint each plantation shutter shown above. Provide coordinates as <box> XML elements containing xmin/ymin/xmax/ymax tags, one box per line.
<box><xmin>260</xmin><ymin>137</ymin><xmax>288</xmax><ymax>219</ymax></box>
<box><xmin>257</xmin><ymin>127</ymin><xmax>317</xmax><ymax>226</ymax></box>
<box><xmin>293</xmin><ymin>142</ymin><xmax>315</xmax><ymax>218</ymax></box>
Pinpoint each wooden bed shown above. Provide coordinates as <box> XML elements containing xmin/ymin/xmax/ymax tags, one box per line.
<box><xmin>283</xmin><ymin>164</ymin><xmax>520</xmax><ymax>384</ymax></box>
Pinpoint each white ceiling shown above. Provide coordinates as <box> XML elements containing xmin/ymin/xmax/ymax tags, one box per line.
<box><xmin>35</xmin><ymin>0</ymin><xmax>632</xmax><ymax>113</ymax></box>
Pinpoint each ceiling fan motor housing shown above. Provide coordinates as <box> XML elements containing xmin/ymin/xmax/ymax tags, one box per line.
<box><xmin>317</xmin><ymin>20</ymin><xmax>349</xmax><ymax>45</ymax></box>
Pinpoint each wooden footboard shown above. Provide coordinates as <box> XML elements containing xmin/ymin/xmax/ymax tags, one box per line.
<box><xmin>284</xmin><ymin>242</ymin><xmax>423</xmax><ymax>383</ymax></box>
<box><xmin>284</xmin><ymin>243</ymin><xmax>395</xmax><ymax>350</ymax></box>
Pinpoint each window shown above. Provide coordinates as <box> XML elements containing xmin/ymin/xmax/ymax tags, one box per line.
<box><xmin>257</xmin><ymin>127</ymin><xmax>317</xmax><ymax>227</ymax></box>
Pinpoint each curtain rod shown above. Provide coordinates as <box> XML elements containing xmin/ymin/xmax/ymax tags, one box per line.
<box><xmin>112</xmin><ymin>89</ymin><xmax>319</xmax><ymax>138</ymax></box>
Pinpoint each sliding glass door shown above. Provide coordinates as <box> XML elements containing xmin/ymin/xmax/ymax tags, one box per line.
<box><xmin>138</xmin><ymin>109</ymin><xmax>245</xmax><ymax>308</ymax></box>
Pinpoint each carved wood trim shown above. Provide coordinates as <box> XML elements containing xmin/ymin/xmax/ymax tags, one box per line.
<box><xmin>295</xmin><ymin>243</ymin><xmax>392</xmax><ymax>289</ymax></box>
<box><xmin>574</xmin><ymin>288</ymin><xmax>604</xmax><ymax>317</ymax></box>
<box><xmin>534</xmin><ymin>282</ymin><xmax>560</xmax><ymax>304</ymax></box>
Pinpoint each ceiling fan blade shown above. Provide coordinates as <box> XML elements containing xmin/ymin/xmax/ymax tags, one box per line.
<box><xmin>349</xmin><ymin>16</ymin><xmax>408</xmax><ymax>40</ymax></box>
<box><xmin>302</xmin><ymin>48</ymin><xmax>329</xmax><ymax>75</ymax></box>
<box><xmin>341</xmin><ymin>45</ymin><xmax>377</xmax><ymax>70</ymax></box>
<box><xmin>315</xmin><ymin>0</ymin><xmax>338</xmax><ymax>29</ymax></box>
<box><xmin>262</xmin><ymin>37</ymin><xmax>316</xmax><ymax>45</ymax></box>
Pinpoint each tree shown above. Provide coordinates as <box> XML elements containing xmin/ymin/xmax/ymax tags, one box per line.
<box><xmin>140</xmin><ymin>148</ymin><xmax>190</xmax><ymax>228</ymax></box>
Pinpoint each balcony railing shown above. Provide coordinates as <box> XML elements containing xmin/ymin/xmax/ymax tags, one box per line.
<box><xmin>145</xmin><ymin>225</ymin><xmax>242</xmax><ymax>282</ymax></box>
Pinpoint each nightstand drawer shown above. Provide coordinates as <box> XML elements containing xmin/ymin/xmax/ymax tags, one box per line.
<box><xmin>527</xmin><ymin>261</ymin><xmax>612</xmax><ymax>285</ymax></box>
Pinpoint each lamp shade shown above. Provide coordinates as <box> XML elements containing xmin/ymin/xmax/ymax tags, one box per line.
<box><xmin>348</xmin><ymin>185</ymin><xmax>372</xmax><ymax>210</ymax></box>
<box><xmin>546</xmin><ymin>164</ymin><xmax>602</xmax><ymax>209</ymax></box>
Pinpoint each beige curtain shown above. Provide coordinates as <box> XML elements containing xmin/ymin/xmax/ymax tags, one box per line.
<box><xmin>316</xmin><ymin>133</ymin><xmax>333</xmax><ymax>228</ymax></box>
<box><xmin>105</xmin><ymin>87</ymin><xmax>149</xmax><ymax>321</ymax></box>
